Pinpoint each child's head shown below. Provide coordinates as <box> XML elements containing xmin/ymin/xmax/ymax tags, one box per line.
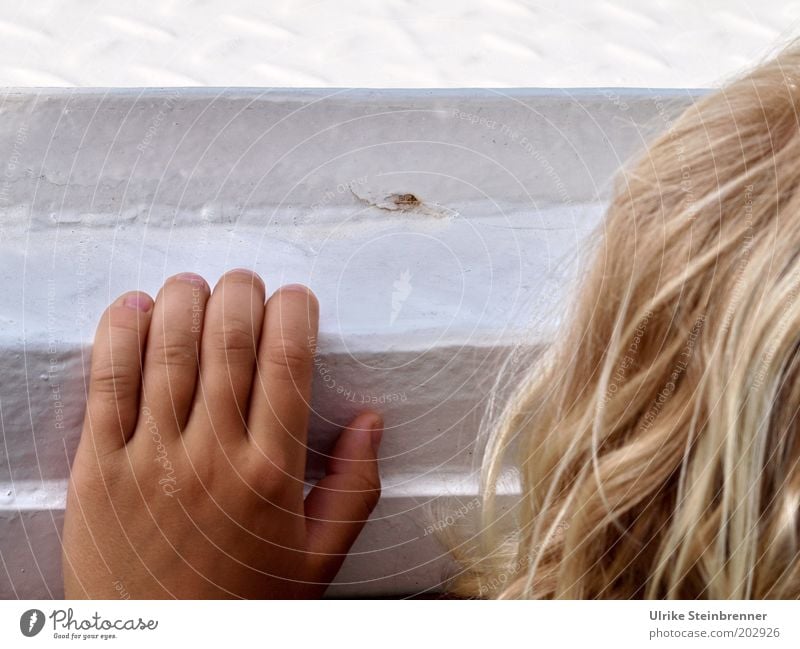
<box><xmin>456</xmin><ymin>43</ymin><xmax>800</xmax><ymax>598</ymax></box>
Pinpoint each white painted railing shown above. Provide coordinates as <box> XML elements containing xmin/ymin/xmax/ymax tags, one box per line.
<box><xmin>0</xmin><ymin>88</ymin><xmax>696</xmax><ymax>597</ymax></box>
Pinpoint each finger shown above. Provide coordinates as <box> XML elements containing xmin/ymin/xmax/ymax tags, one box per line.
<box><xmin>248</xmin><ymin>284</ymin><xmax>318</xmax><ymax>480</ymax></box>
<box><xmin>303</xmin><ymin>412</ymin><xmax>382</xmax><ymax>583</ymax></box>
<box><xmin>140</xmin><ymin>273</ymin><xmax>210</xmax><ymax>436</ymax></box>
<box><xmin>192</xmin><ymin>269</ymin><xmax>266</xmax><ymax>441</ymax></box>
<box><xmin>83</xmin><ymin>291</ymin><xmax>153</xmax><ymax>453</ymax></box>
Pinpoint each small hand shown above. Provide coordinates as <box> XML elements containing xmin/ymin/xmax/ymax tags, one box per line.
<box><xmin>62</xmin><ymin>270</ymin><xmax>382</xmax><ymax>598</ymax></box>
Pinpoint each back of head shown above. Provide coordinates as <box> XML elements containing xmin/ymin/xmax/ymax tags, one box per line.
<box><xmin>453</xmin><ymin>43</ymin><xmax>800</xmax><ymax>599</ymax></box>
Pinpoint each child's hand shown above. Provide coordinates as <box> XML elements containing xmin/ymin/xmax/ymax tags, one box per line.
<box><xmin>62</xmin><ymin>270</ymin><xmax>382</xmax><ymax>598</ymax></box>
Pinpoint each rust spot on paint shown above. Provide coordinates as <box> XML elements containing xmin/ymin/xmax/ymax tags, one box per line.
<box><xmin>349</xmin><ymin>186</ymin><xmax>457</xmax><ymax>219</ymax></box>
<box><xmin>390</xmin><ymin>193</ymin><xmax>421</xmax><ymax>208</ymax></box>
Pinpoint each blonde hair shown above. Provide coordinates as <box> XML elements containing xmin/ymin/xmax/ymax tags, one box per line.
<box><xmin>453</xmin><ymin>44</ymin><xmax>800</xmax><ymax>599</ymax></box>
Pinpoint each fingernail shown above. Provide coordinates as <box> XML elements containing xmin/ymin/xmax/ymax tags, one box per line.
<box><xmin>174</xmin><ymin>272</ymin><xmax>207</xmax><ymax>287</ymax></box>
<box><xmin>280</xmin><ymin>283</ymin><xmax>311</xmax><ymax>294</ymax></box>
<box><xmin>123</xmin><ymin>293</ymin><xmax>152</xmax><ymax>312</ymax></box>
<box><xmin>228</xmin><ymin>268</ymin><xmax>265</xmax><ymax>290</ymax></box>
<box><xmin>368</xmin><ymin>415</ymin><xmax>383</xmax><ymax>453</ymax></box>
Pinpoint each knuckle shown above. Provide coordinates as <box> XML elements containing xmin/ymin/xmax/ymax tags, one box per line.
<box><xmin>210</xmin><ymin>318</ymin><xmax>257</xmax><ymax>356</ymax></box>
<box><xmin>244</xmin><ymin>453</ymin><xmax>292</xmax><ymax>499</ymax></box>
<box><xmin>263</xmin><ymin>337</ymin><xmax>312</xmax><ymax>375</ymax></box>
<box><xmin>70</xmin><ymin>456</ymin><xmax>123</xmax><ymax>499</ymax></box>
<box><xmin>90</xmin><ymin>361</ymin><xmax>140</xmax><ymax>397</ymax></box>
<box><xmin>150</xmin><ymin>339</ymin><xmax>198</xmax><ymax>370</ymax></box>
<box><xmin>339</xmin><ymin>473</ymin><xmax>382</xmax><ymax>514</ymax></box>
<box><xmin>261</xmin><ymin>446</ymin><xmax>294</xmax><ymax>476</ymax></box>
<box><xmin>352</xmin><ymin>472</ymin><xmax>382</xmax><ymax>501</ymax></box>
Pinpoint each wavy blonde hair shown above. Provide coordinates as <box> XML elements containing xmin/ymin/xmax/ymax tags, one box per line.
<box><xmin>453</xmin><ymin>44</ymin><xmax>800</xmax><ymax>599</ymax></box>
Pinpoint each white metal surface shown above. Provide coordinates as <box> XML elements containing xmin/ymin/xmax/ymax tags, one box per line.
<box><xmin>0</xmin><ymin>88</ymin><xmax>698</xmax><ymax>597</ymax></box>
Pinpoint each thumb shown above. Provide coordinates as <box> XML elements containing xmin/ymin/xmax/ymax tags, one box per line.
<box><xmin>304</xmin><ymin>412</ymin><xmax>383</xmax><ymax>585</ymax></box>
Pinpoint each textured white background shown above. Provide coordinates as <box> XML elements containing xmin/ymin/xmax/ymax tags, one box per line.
<box><xmin>0</xmin><ymin>0</ymin><xmax>797</xmax><ymax>88</ymax></box>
